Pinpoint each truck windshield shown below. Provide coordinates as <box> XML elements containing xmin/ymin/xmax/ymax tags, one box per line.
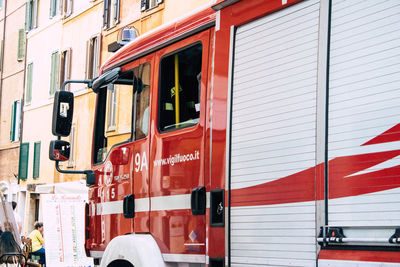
<box><xmin>93</xmin><ymin>63</ymin><xmax>151</xmax><ymax>164</ymax></box>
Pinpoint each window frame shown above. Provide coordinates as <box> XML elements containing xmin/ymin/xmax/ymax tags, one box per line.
<box><xmin>59</xmin><ymin>48</ymin><xmax>72</xmax><ymax>90</ymax></box>
<box><xmin>62</xmin><ymin>0</ymin><xmax>73</xmax><ymax>18</ymax></box>
<box><xmin>141</xmin><ymin>0</ymin><xmax>163</xmax><ymax>11</ymax></box>
<box><xmin>103</xmin><ymin>0</ymin><xmax>120</xmax><ymax>30</ymax></box>
<box><xmin>10</xmin><ymin>100</ymin><xmax>22</xmax><ymax>143</ymax></box>
<box><xmin>86</xmin><ymin>34</ymin><xmax>101</xmax><ymax>79</ymax></box>
<box><xmin>25</xmin><ymin>0</ymin><xmax>38</xmax><ymax>32</ymax></box>
<box><xmin>106</xmin><ymin>85</ymin><xmax>117</xmax><ymax>131</ymax></box>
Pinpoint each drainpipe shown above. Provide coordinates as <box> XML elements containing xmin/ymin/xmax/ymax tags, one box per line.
<box><xmin>0</xmin><ymin>0</ymin><xmax>8</xmax><ymax>186</ymax></box>
<box><xmin>19</xmin><ymin>2</ymin><xmax>28</xmax><ymax>185</ymax></box>
<box><xmin>0</xmin><ymin>0</ymin><xmax>7</xmax><ymax>134</ymax></box>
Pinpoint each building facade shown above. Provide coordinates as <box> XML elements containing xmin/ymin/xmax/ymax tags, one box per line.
<box><xmin>0</xmin><ymin>0</ymin><xmax>27</xmax><ymax>231</ymax></box>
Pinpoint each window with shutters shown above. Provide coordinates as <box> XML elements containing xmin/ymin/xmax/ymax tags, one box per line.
<box><xmin>26</xmin><ymin>0</ymin><xmax>38</xmax><ymax>31</ymax></box>
<box><xmin>33</xmin><ymin>142</ymin><xmax>41</xmax><ymax>178</ymax></box>
<box><xmin>17</xmin><ymin>29</ymin><xmax>25</xmax><ymax>61</ymax></box>
<box><xmin>103</xmin><ymin>0</ymin><xmax>120</xmax><ymax>29</ymax></box>
<box><xmin>86</xmin><ymin>35</ymin><xmax>100</xmax><ymax>79</ymax></box>
<box><xmin>25</xmin><ymin>62</ymin><xmax>33</xmax><ymax>104</ymax></box>
<box><xmin>141</xmin><ymin>0</ymin><xmax>163</xmax><ymax>11</ymax></box>
<box><xmin>50</xmin><ymin>0</ymin><xmax>61</xmax><ymax>18</ymax></box>
<box><xmin>50</xmin><ymin>51</ymin><xmax>59</xmax><ymax>96</ymax></box>
<box><xmin>62</xmin><ymin>0</ymin><xmax>73</xmax><ymax>18</ymax></box>
<box><xmin>18</xmin><ymin>143</ymin><xmax>29</xmax><ymax>180</ymax></box>
<box><xmin>10</xmin><ymin>100</ymin><xmax>21</xmax><ymax>142</ymax></box>
<box><xmin>60</xmin><ymin>48</ymin><xmax>71</xmax><ymax>90</ymax></box>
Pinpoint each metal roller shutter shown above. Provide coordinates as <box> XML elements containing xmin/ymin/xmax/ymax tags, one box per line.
<box><xmin>229</xmin><ymin>0</ymin><xmax>320</xmax><ymax>265</ymax></box>
<box><xmin>328</xmin><ymin>0</ymin><xmax>400</xmax><ymax>230</ymax></box>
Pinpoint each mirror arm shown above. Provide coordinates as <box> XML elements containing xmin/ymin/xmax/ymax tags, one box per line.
<box><xmin>55</xmin><ymin>161</ymin><xmax>95</xmax><ymax>186</ymax></box>
<box><xmin>61</xmin><ymin>79</ymin><xmax>93</xmax><ymax>91</ymax></box>
<box><xmin>53</xmin><ymin>79</ymin><xmax>95</xmax><ymax>186</ymax></box>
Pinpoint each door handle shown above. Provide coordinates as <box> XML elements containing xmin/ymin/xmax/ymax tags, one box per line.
<box><xmin>191</xmin><ymin>186</ymin><xmax>206</xmax><ymax>215</ymax></box>
<box><xmin>210</xmin><ymin>189</ymin><xmax>224</xmax><ymax>227</ymax></box>
<box><xmin>123</xmin><ymin>194</ymin><xmax>135</xmax><ymax>218</ymax></box>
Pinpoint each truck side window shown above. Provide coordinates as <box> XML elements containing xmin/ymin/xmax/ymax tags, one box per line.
<box><xmin>93</xmin><ymin>62</ymin><xmax>151</xmax><ymax>164</ymax></box>
<box><xmin>158</xmin><ymin>43</ymin><xmax>202</xmax><ymax>132</ymax></box>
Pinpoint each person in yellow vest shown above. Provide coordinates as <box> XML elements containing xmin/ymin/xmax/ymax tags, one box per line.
<box><xmin>28</xmin><ymin>222</ymin><xmax>45</xmax><ymax>265</ymax></box>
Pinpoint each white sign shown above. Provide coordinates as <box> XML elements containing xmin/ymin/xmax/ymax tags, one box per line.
<box><xmin>42</xmin><ymin>194</ymin><xmax>94</xmax><ymax>267</ymax></box>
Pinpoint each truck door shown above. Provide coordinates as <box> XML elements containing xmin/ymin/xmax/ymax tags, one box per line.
<box><xmin>89</xmin><ymin>55</ymin><xmax>153</xmax><ymax>252</ymax></box>
<box><xmin>150</xmin><ymin>29</ymin><xmax>212</xmax><ymax>264</ymax></box>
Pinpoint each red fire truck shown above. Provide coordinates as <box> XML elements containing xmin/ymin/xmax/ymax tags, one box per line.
<box><xmin>49</xmin><ymin>0</ymin><xmax>400</xmax><ymax>266</ymax></box>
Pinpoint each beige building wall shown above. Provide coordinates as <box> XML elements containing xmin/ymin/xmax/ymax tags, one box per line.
<box><xmin>0</xmin><ymin>0</ymin><xmax>27</xmax><ymax>234</ymax></box>
<box><xmin>58</xmin><ymin>1</ymin><xmax>102</xmax><ymax>179</ymax></box>
<box><xmin>0</xmin><ymin>0</ymin><xmax>25</xmax><ymax>179</ymax></box>
<box><xmin>21</xmin><ymin>0</ymin><xmax>104</xmax><ymax>234</ymax></box>
<box><xmin>21</xmin><ymin>0</ymin><xmax>62</xmax><ymax>234</ymax></box>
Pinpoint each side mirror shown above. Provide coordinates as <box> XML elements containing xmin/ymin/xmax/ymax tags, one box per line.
<box><xmin>49</xmin><ymin>140</ymin><xmax>70</xmax><ymax>161</ymax></box>
<box><xmin>52</xmin><ymin>91</ymin><xmax>74</xmax><ymax>137</ymax></box>
<box><xmin>92</xmin><ymin>67</ymin><xmax>121</xmax><ymax>93</ymax></box>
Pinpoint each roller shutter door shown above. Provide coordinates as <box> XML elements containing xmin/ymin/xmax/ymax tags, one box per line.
<box><xmin>328</xmin><ymin>1</ymin><xmax>400</xmax><ymax>228</ymax></box>
<box><xmin>229</xmin><ymin>0</ymin><xmax>320</xmax><ymax>266</ymax></box>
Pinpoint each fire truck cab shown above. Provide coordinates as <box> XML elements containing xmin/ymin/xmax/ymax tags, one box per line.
<box><xmin>50</xmin><ymin>0</ymin><xmax>400</xmax><ymax>266</ymax></box>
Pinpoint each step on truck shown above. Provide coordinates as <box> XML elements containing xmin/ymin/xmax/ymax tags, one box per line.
<box><xmin>49</xmin><ymin>0</ymin><xmax>400</xmax><ymax>266</ymax></box>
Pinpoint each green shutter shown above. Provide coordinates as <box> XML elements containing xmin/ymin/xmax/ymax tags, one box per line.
<box><xmin>9</xmin><ymin>101</ymin><xmax>21</xmax><ymax>142</ymax></box>
<box><xmin>50</xmin><ymin>0</ymin><xmax>55</xmax><ymax>17</ymax></box>
<box><xmin>33</xmin><ymin>141</ymin><xmax>40</xmax><ymax>178</ymax></box>
<box><xmin>103</xmin><ymin>0</ymin><xmax>109</xmax><ymax>28</ymax></box>
<box><xmin>50</xmin><ymin>51</ymin><xmax>59</xmax><ymax>95</ymax></box>
<box><xmin>26</xmin><ymin>63</ymin><xmax>33</xmax><ymax>103</ymax></box>
<box><xmin>0</xmin><ymin>40</ymin><xmax>3</xmax><ymax>71</ymax></box>
<box><xmin>18</xmin><ymin>143</ymin><xmax>29</xmax><ymax>180</ymax></box>
<box><xmin>25</xmin><ymin>0</ymin><xmax>30</xmax><ymax>31</ymax></box>
<box><xmin>10</xmin><ymin>101</ymin><xmax>16</xmax><ymax>141</ymax></box>
<box><xmin>50</xmin><ymin>0</ymin><xmax>59</xmax><ymax>18</ymax></box>
<box><xmin>17</xmin><ymin>29</ymin><xmax>25</xmax><ymax>60</ymax></box>
<box><xmin>50</xmin><ymin>53</ymin><xmax>54</xmax><ymax>94</ymax></box>
<box><xmin>33</xmin><ymin>0</ymin><xmax>38</xmax><ymax>29</ymax></box>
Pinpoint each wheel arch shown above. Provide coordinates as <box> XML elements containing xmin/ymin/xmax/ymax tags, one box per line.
<box><xmin>100</xmin><ymin>234</ymin><xmax>166</xmax><ymax>267</ymax></box>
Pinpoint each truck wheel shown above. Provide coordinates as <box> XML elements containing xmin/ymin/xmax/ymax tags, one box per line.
<box><xmin>107</xmin><ymin>259</ymin><xmax>134</xmax><ymax>267</ymax></box>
